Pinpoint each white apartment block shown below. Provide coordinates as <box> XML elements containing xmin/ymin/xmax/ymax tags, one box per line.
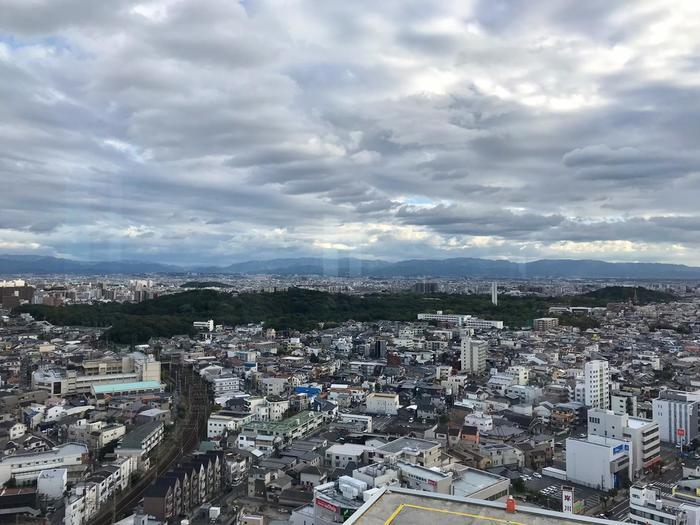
<box><xmin>461</xmin><ymin>339</ymin><xmax>488</xmax><ymax>374</ymax></box>
<box><xmin>584</xmin><ymin>360</ymin><xmax>610</xmax><ymax>409</ymax></box>
<box><xmin>261</xmin><ymin>377</ymin><xmax>288</xmax><ymax>396</ymax></box>
<box><xmin>254</xmin><ymin>398</ymin><xmax>290</xmax><ymax>421</ymax></box>
<box><xmin>210</xmin><ymin>375</ymin><xmax>243</xmax><ymax>396</ymax></box>
<box><xmin>207</xmin><ymin>413</ymin><xmax>254</xmax><ymax>439</ymax></box>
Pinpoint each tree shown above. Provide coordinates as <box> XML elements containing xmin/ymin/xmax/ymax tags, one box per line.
<box><xmin>512</xmin><ymin>478</ymin><xmax>525</xmax><ymax>493</ymax></box>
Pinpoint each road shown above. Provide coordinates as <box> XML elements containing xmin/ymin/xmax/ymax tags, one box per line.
<box><xmin>607</xmin><ymin>499</ymin><xmax>629</xmax><ymax>521</ymax></box>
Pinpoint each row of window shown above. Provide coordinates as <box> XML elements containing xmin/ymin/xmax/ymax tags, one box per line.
<box><xmin>631</xmin><ymin>509</ymin><xmax>676</xmax><ymax>525</ymax></box>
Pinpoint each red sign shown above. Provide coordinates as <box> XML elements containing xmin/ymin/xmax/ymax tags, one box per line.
<box><xmin>644</xmin><ymin>456</ymin><xmax>662</xmax><ymax>468</ymax></box>
<box><xmin>316</xmin><ymin>498</ymin><xmax>339</xmax><ymax>513</ymax></box>
<box><xmin>677</xmin><ymin>428</ymin><xmax>686</xmax><ymax>437</ymax></box>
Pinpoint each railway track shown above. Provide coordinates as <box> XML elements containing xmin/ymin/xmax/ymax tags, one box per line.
<box><xmin>88</xmin><ymin>364</ymin><xmax>208</xmax><ymax>525</ymax></box>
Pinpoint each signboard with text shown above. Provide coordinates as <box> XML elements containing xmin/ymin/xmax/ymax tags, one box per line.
<box><xmin>562</xmin><ymin>485</ymin><xmax>574</xmax><ymax>514</ymax></box>
<box><xmin>316</xmin><ymin>498</ymin><xmax>339</xmax><ymax>513</ymax></box>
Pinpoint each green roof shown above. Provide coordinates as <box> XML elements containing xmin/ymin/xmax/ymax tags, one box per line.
<box><xmin>92</xmin><ymin>381</ymin><xmax>163</xmax><ymax>394</ymax></box>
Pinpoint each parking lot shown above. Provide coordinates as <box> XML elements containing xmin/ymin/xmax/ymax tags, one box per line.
<box><xmin>518</xmin><ymin>472</ymin><xmax>605</xmax><ymax>515</ymax></box>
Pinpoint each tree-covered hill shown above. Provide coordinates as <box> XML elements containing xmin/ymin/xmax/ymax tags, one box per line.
<box><xmin>179</xmin><ymin>281</ymin><xmax>234</xmax><ymax>288</ymax></box>
<box><xmin>16</xmin><ymin>286</ymin><xmax>674</xmax><ymax>344</ymax></box>
<box><xmin>578</xmin><ymin>286</ymin><xmax>675</xmax><ymax>304</ymax></box>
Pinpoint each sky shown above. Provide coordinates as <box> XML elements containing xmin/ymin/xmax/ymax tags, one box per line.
<box><xmin>1</xmin><ymin>0</ymin><xmax>700</xmax><ymax>265</ymax></box>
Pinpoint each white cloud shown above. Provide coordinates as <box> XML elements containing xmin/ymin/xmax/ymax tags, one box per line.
<box><xmin>0</xmin><ymin>0</ymin><xmax>699</xmax><ymax>264</ymax></box>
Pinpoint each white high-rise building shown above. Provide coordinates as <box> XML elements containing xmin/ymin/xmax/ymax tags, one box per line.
<box><xmin>653</xmin><ymin>390</ymin><xmax>700</xmax><ymax>445</ymax></box>
<box><xmin>491</xmin><ymin>282</ymin><xmax>498</xmax><ymax>306</ymax></box>
<box><xmin>461</xmin><ymin>339</ymin><xmax>488</xmax><ymax>374</ymax></box>
<box><xmin>584</xmin><ymin>360</ymin><xmax>610</xmax><ymax>409</ymax></box>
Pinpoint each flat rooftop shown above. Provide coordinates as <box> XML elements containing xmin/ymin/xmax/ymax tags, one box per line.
<box><xmin>346</xmin><ymin>487</ymin><xmax>624</xmax><ymax>525</ymax></box>
<box><xmin>627</xmin><ymin>417</ymin><xmax>653</xmax><ymax>429</ymax></box>
<box><xmin>93</xmin><ymin>381</ymin><xmax>163</xmax><ymax>394</ymax></box>
<box><xmin>378</xmin><ymin>437</ymin><xmax>439</xmax><ymax>454</ymax></box>
<box><xmin>453</xmin><ymin>467</ymin><xmax>507</xmax><ymax>494</ymax></box>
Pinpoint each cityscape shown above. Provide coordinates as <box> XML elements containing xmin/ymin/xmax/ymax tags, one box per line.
<box><xmin>1</xmin><ymin>273</ymin><xmax>700</xmax><ymax>525</ymax></box>
<box><xmin>3</xmin><ymin>1</ymin><xmax>700</xmax><ymax>525</ymax></box>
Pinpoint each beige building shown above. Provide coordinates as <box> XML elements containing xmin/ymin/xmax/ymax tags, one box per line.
<box><xmin>365</xmin><ymin>393</ymin><xmax>399</xmax><ymax>415</ymax></box>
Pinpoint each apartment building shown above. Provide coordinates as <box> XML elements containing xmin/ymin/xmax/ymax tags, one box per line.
<box><xmin>67</xmin><ymin>420</ymin><xmax>126</xmax><ymax>452</ymax></box>
<box><xmin>461</xmin><ymin>339</ymin><xmax>488</xmax><ymax>374</ymax></box>
<box><xmin>584</xmin><ymin>360</ymin><xmax>610</xmax><ymax>410</ymax></box>
<box><xmin>115</xmin><ymin>421</ymin><xmax>164</xmax><ymax>465</ymax></box>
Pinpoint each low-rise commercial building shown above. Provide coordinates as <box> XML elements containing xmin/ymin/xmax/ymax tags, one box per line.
<box><xmin>0</xmin><ymin>443</ymin><xmax>88</xmax><ymax>485</ymax></box>
<box><xmin>629</xmin><ymin>484</ymin><xmax>700</xmax><ymax>525</ymax></box>
<box><xmin>365</xmin><ymin>393</ymin><xmax>399</xmax><ymax>415</ymax></box>
<box><xmin>565</xmin><ymin>434</ymin><xmax>630</xmax><ymax>490</ymax></box>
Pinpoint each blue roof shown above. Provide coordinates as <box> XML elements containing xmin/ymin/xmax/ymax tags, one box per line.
<box><xmin>92</xmin><ymin>381</ymin><xmax>163</xmax><ymax>394</ymax></box>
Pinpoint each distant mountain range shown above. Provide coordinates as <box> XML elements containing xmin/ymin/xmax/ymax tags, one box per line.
<box><xmin>2</xmin><ymin>254</ymin><xmax>700</xmax><ymax>279</ymax></box>
<box><xmin>0</xmin><ymin>255</ymin><xmax>182</xmax><ymax>275</ymax></box>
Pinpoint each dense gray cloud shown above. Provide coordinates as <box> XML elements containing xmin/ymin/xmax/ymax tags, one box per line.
<box><xmin>1</xmin><ymin>0</ymin><xmax>700</xmax><ymax>265</ymax></box>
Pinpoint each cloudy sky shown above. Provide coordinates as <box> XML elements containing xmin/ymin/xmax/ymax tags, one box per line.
<box><xmin>1</xmin><ymin>0</ymin><xmax>700</xmax><ymax>265</ymax></box>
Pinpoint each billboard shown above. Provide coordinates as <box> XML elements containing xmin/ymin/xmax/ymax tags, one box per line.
<box><xmin>562</xmin><ymin>485</ymin><xmax>574</xmax><ymax>514</ymax></box>
<box><xmin>316</xmin><ymin>498</ymin><xmax>339</xmax><ymax>513</ymax></box>
<box><xmin>612</xmin><ymin>443</ymin><xmax>630</xmax><ymax>455</ymax></box>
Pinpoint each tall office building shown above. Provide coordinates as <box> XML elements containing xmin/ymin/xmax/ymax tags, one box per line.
<box><xmin>584</xmin><ymin>360</ymin><xmax>610</xmax><ymax>410</ymax></box>
<box><xmin>491</xmin><ymin>282</ymin><xmax>498</xmax><ymax>306</ymax></box>
<box><xmin>460</xmin><ymin>338</ymin><xmax>488</xmax><ymax>374</ymax></box>
<box><xmin>652</xmin><ymin>390</ymin><xmax>700</xmax><ymax>444</ymax></box>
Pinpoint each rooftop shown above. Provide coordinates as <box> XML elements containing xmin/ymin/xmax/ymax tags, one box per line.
<box><xmin>346</xmin><ymin>487</ymin><xmax>623</xmax><ymax>525</ymax></box>
<box><xmin>626</xmin><ymin>417</ymin><xmax>654</xmax><ymax>429</ymax></box>
<box><xmin>243</xmin><ymin>410</ymin><xmax>320</xmax><ymax>432</ymax></box>
<box><xmin>0</xmin><ymin>443</ymin><xmax>87</xmax><ymax>464</ymax></box>
<box><xmin>452</xmin><ymin>467</ymin><xmax>508</xmax><ymax>495</ymax></box>
<box><xmin>93</xmin><ymin>381</ymin><xmax>163</xmax><ymax>394</ymax></box>
<box><xmin>118</xmin><ymin>421</ymin><xmax>163</xmax><ymax>449</ymax></box>
<box><xmin>378</xmin><ymin>437</ymin><xmax>440</xmax><ymax>454</ymax></box>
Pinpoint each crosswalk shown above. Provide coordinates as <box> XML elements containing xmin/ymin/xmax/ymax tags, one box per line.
<box><xmin>650</xmin><ymin>481</ymin><xmax>676</xmax><ymax>495</ymax></box>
